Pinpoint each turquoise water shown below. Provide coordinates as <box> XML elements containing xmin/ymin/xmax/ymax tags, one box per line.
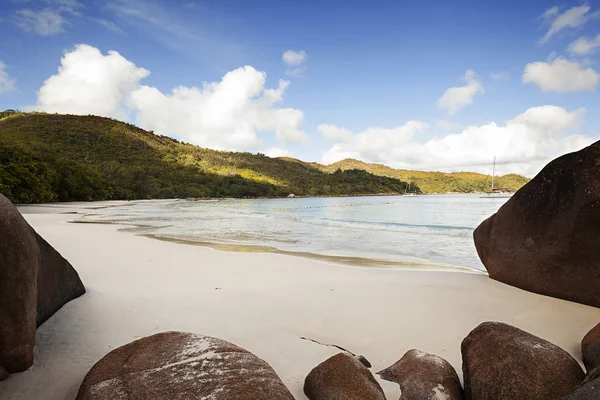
<box><xmin>82</xmin><ymin>195</ymin><xmax>508</xmax><ymax>271</ymax></box>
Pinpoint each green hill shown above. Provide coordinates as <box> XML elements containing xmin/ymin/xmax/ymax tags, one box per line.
<box><xmin>0</xmin><ymin>111</ymin><xmax>409</xmax><ymax>203</ymax></box>
<box><xmin>0</xmin><ymin>110</ymin><xmax>529</xmax><ymax>203</ymax></box>
<box><xmin>321</xmin><ymin>159</ymin><xmax>529</xmax><ymax>194</ymax></box>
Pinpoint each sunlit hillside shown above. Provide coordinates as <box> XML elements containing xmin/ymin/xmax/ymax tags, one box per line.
<box><xmin>0</xmin><ymin>111</ymin><xmax>529</xmax><ymax>203</ymax></box>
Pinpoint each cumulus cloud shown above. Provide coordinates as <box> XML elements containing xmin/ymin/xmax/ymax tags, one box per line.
<box><xmin>437</xmin><ymin>70</ymin><xmax>483</xmax><ymax>115</ymax></box>
<box><xmin>130</xmin><ymin>69</ymin><xmax>307</xmax><ymax>149</ymax></box>
<box><xmin>0</xmin><ymin>62</ymin><xmax>16</xmax><ymax>94</ymax></box>
<box><xmin>321</xmin><ymin>106</ymin><xmax>594</xmax><ymax>177</ymax></box>
<box><xmin>321</xmin><ymin>121</ymin><xmax>429</xmax><ymax>166</ymax></box>
<box><xmin>318</xmin><ymin>124</ymin><xmax>354</xmax><ymax>142</ymax></box>
<box><xmin>523</xmin><ymin>55</ymin><xmax>599</xmax><ymax>92</ymax></box>
<box><xmin>264</xmin><ymin>148</ymin><xmax>290</xmax><ymax>158</ymax></box>
<box><xmin>282</xmin><ymin>50</ymin><xmax>307</xmax><ymax>76</ymax></box>
<box><xmin>540</xmin><ymin>4</ymin><xmax>600</xmax><ymax>44</ymax></box>
<box><xmin>436</xmin><ymin>120</ymin><xmax>461</xmax><ymax>130</ymax></box>
<box><xmin>14</xmin><ymin>8</ymin><xmax>66</xmax><ymax>35</ymax></box>
<box><xmin>568</xmin><ymin>35</ymin><xmax>600</xmax><ymax>55</ymax></box>
<box><xmin>32</xmin><ymin>44</ymin><xmax>307</xmax><ymax>150</ymax></box>
<box><xmin>33</xmin><ymin>44</ymin><xmax>149</xmax><ymax>120</ymax></box>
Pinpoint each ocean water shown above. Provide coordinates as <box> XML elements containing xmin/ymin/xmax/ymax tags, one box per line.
<box><xmin>81</xmin><ymin>195</ymin><xmax>509</xmax><ymax>271</ymax></box>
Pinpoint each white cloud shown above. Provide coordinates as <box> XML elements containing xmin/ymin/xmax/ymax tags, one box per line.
<box><xmin>0</xmin><ymin>61</ymin><xmax>16</xmax><ymax>94</ymax></box>
<box><xmin>14</xmin><ymin>8</ymin><xmax>66</xmax><ymax>35</ymax></box>
<box><xmin>568</xmin><ymin>34</ymin><xmax>600</xmax><ymax>55</ymax></box>
<box><xmin>264</xmin><ymin>148</ymin><xmax>290</xmax><ymax>158</ymax></box>
<box><xmin>282</xmin><ymin>50</ymin><xmax>307</xmax><ymax>76</ymax></box>
<box><xmin>33</xmin><ymin>44</ymin><xmax>149</xmax><ymax>120</ymax></box>
<box><xmin>283</xmin><ymin>50</ymin><xmax>307</xmax><ymax>66</ymax></box>
<box><xmin>437</xmin><ymin>70</ymin><xmax>483</xmax><ymax>115</ymax></box>
<box><xmin>32</xmin><ymin>44</ymin><xmax>307</xmax><ymax>150</ymax></box>
<box><xmin>523</xmin><ymin>55</ymin><xmax>599</xmax><ymax>92</ymax></box>
<box><xmin>542</xmin><ymin>6</ymin><xmax>560</xmax><ymax>20</ymax></box>
<box><xmin>540</xmin><ymin>4</ymin><xmax>600</xmax><ymax>44</ymax></box>
<box><xmin>13</xmin><ymin>0</ymin><xmax>84</xmax><ymax>35</ymax></box>
<box><xmin>321</xmin><ymin>106</ymin><xmax>594</xmax><ymax>177</ymax></box>
<box><xmin>318</xmin><ymin>124</ymin><xmax>354</xmax><ymax>142</ymax></box>
<box><xmin>130</xmin><ymin>69</ymin><xmax>307</xmax><ymax>149</ymax></box>
<box><xmin>436</xmin><ymin>120</ymin><xmax>461</xmax><ymax>130</ymax></box>
<box><xmin>321</xmin><ymin>121</ymin><xmax>430</xmax><ymax>166</ymax></box>
<box><xmin>491</xmin><ymin>71</ymin><xmax>510</xmax><ymax>81</ymax></box>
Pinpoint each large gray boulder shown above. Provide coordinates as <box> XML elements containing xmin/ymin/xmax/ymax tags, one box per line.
<box><xmin>0</xmin><ymin>193</ymin><xmax>85</xmax><ymax>380</ymax></box>
<box><xmin>473</xmin><ymin>141</ymin><xmax>600</xmax><ymax>307</ymax></box>
<box><xmin>75</xmin><ymin>331</ymin><xmax>294</xmax><ymax>400</ymax></box>
<box><xmin>378</xmin><ymin>349</ymin><xmax>464</xmax><ymax>400</ymax></box>
<box><xmin>461</xmin><ymin>322</ymin><xmax>584</xmax><ymax>400</ymax></box>
<box><xmin>304</xmin><ymin>352</ymin><xmax>385</xmax><ymax>400</ymax></box>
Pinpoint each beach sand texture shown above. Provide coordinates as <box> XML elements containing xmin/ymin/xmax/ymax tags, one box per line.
<box><xmin>1</xmin><ymin>203</ymin><xmax>599</xmax><ymax>399</ymax></box>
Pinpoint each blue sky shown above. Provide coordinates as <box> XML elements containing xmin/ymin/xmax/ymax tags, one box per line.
<box><xmin>1</xmin><ymin>0</ymin><xmax>599</xmax><ymax>176</ymax></box>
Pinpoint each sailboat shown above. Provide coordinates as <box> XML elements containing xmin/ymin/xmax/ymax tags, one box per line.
<box><xmin>403</xmin><ymin>181</ymin><xmax>418</xmax><ymax>196</ymax></box>
<box><xmin>481</xmin><ymin>156</ymin><xmax>513</xmax><ymax>199</ymax></box>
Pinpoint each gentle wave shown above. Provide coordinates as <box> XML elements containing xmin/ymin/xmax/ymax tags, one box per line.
<box><xmin>272</xmin><ymin>215</ymin><xmax>474</xmax><ymax>237</ymax></box>
<box><xmin>318</xmin><ymin>217</ymin><xmax>474</xmax><ymax>232</ymax></box>
<box><xmin>141</xmin><ymin>232</ymin><xmax>485</xmax><ymax>274</ymax></box>
<box><xmin>74</xmin><ymin>195</ymin><xmax>505</xmax><ymax>271</ymax></box>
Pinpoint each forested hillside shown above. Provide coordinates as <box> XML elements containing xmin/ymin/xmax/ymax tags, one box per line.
<box><xmin>0</xmin><ymin>111</ymin><xmax>529</xmax><ymax>203</ymax></box>
<box><xmin>0</xmin><ymin>111</ymin><xmax>407</xmax><ymax>203</ymax></box>
<box><xmin>321</xmin><ymin>159</ymin><xmax>529</xmax><ymax>194</ymax></box>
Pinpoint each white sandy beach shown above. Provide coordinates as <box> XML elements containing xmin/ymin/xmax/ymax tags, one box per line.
<box><xmin>2</xmin><ymin>203</ymin><xmax>600</xmax><ymax>400</ymax></box>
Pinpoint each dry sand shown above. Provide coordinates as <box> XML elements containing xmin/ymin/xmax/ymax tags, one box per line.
<box><xmin>1</xmin><ymin>203</ymin><xmax>600</xmax><ymax>399</ymax></box>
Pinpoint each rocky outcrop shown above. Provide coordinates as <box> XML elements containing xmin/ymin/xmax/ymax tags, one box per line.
<box><xmin>378</xmin><ymin>349</ymin><xmax>464</xmax><ymax>400</ymax></box>
<box><xmin>473</xmin><ymin>142</ymin><xmax>600</xmax><ymax>307</ymax></box>
<box><xmin>75</xmin><ymin>331</ymin><xmax>294</xmax><ymax>400</ymax></box>
<box><xmin>35</xmin><ymin>233</ymin><xmax>86</xmax><ymax>326</ymax></box>
<box><xmin>304</xmin><ymin>352</ymin><xmax>385</xmax><ymax>400</ymax></box>
<box><xmin>564</xmin><ymin>367</ymin><xmax>600</xmax><ymax>399</ymax></box>
<box><xmin>461</xmin><ymin>322</ymin><xmax>584</xmax><ymax>400</ymax></box>
<box><xmin>0</xmin><ymin>193</ymin><xmax>85</xmax><ymax>380</ymax></box>
<box><xmin>0</xmin><ymin>195</ymin><xmax>39</xmax><ymax>377</ymax></box>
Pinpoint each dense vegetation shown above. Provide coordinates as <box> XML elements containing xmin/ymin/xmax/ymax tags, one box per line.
<box><xmin>320</xmin><ymin>159</ymin><xmax>530</xmax><ymax>194</ymax></box>
<box><xmin>0</xmin><ymin>111</ymin><xmax>409</xmax><ymax>203</ymax></box>
<box><xmin>0</xmin><ymin>111</ymin><xmax>529</xmax><ymax>203</ymax></box>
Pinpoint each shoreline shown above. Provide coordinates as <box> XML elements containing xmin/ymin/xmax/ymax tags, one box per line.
<box><xmin>2</xmin><ymin>205</ymin><xmax>599</xmax><ymax>400</ymax></box>
<box><xmin>14</xmin><ymin>191</ymin><xmax>501</xmax><ymax>208</ymax></box>
<box><xmin>64</xmin><ymin>197</ymin><xmax>487</xmax><ymax>273</ymax></box>
<box><xmin>69</xmin><ymin>216</ymin><xmax>484</xmax><ymax>273</ymax></box>
<box><xmin>140</xmin><ymin>233</ymin><xmax>485</xmax><ymax>273</ymax></box>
